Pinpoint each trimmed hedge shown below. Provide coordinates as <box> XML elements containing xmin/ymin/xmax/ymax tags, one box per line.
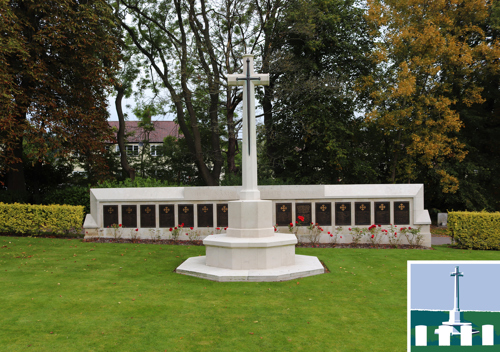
<box><xmin>0</xmin><ymin>203</ymin><xmax>84</xmax><ymax>235</ymax></box>
<box><xmin>448</xmin><ymin>211</ymin><xmax>500</xmax><ymax>250</ymax></box>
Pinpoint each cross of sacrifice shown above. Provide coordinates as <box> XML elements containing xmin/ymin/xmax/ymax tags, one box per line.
<box><xmin>451</xmin><ymin>266</ymin><xmax>464</xmax><ymax>312</ymax></box>
<box><xmin>227</xmin><ymin>54</ymin><xmax>269</xmax><ymax>200</ymax></box>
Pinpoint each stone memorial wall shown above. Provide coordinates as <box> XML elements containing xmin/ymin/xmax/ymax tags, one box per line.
<box><xmin>83</xmin><ymin>184</ymin><xmax>432</xmax><ymax>247</ymax></box>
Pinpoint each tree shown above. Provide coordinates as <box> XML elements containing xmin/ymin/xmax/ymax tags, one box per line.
<box><xmin>363</xmin><ymin>0</ymin><xmax>500</xmax><ymax>196</ymax></box>
<box><xmin>259</xmin><ymin>0</ymin><xmax>374</xmax><ymax>184</ymax></box>
<box><xmin>0</xmin><ymin>0</ymin><xmax>120</xmax><ymax>191</ymax></box>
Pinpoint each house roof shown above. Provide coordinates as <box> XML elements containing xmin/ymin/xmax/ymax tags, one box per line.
<box><xmin>108</xmin><ymin>121</ymin><xmax>180</xmax><ymax>143</ymax></box>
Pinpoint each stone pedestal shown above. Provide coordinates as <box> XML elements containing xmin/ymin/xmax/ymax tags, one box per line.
<box><xmin>177</xmin><ymin>199</ymin><xmax>324</xmax><ymax>281</ymax></box>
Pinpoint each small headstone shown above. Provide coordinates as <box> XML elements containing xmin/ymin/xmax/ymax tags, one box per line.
<box><xmin>276</xmin><ymin>203</ymin><xmax>292</xmax><ymax>226</ymax></box>
<box><xmin>374</xmin><ymin>201</ymin><xmax>390</xmax><ymax>225</ymax></box>
<box><xmin>335</xmin><ymin>202</ymin><xmax>351</xmax><ymax>226</ymax></box>
<box><xmin>216</xmin><ymin>203</ymin><xmax>229</xmax><ymax>228</ymax></box>
<box><xmin>355</xmin><ymin>202</ymin><xmax>371</xmax><ymax>226</ymax></box>
<box><xmin>140</xmin><ymin>205</ymin><xmax>156</xmax><ymax>228</ymax></box>
<box><xmin>394</xmin><ymin>201</ymin><xmax>410</xmax><ymax>225</ymax></box>
<box><xmin>122</xmin><ymin>205</ymin><xmax>137</xmax><ymax>228</ymax></box>
<box><xmin>315</xmin><ymin>202</ymin><xmax>331</xmax><ymax>226</ymax></box>
<box><xmin>197</xmin><ymin>204</ymin><xmax>213</xmax><ymax>228</ymax></box>
<box><xmin>178</xmin><ymin>204</ymin><xmax>194</xmax><ymax>227</ymax></box>
<box><xmin>159</xmin><ymin>204</ymin><xmax>175</xmax><ymax>228</ymax></box>
<box><xmin>295</xmin><ymin>203</ymin><xmax>311</xmax><ymax>225</ymax></box>
<box><xmin>103</xmin><ymin>205</ymin><xmax>118</xmax><ymax>228</ymax></box>
<box><xmin>437</xmin><ymin>213</ymin><xmax>448</xmax><ymax>227</ymax></box>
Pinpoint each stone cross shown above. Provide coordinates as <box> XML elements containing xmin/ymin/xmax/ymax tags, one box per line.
<box><xmin>450</xmin><ymin>266</ymin><xmax>464</xmax><ymax>312</ymax></box>
<box><xmin>227</xmin><ymin>54</ymin><xmax>269</xmax><ymax>200</ymax></box>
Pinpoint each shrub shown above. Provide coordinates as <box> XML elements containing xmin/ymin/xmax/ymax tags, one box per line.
<box><xmin>0</xmin><ymin>203</ymin><xmax>84</xmax><ymax>235</ymax></box>
<box><xmin>42</xmin><ymin>186</ymin><xmax>90</xmax><ymax>214</ymax></box>
<box><xmin>448</xmin><ymin>211</ymin><xmax>500</xmax><ymax>250</ymax></box>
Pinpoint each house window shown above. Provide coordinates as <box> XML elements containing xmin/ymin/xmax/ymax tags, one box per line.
<box><xmin>126</xmin><ymin>145</ymin><xmax>139</xmax><ymax>156</ymax></box>
<box><xmin>151</xmin><ymin>145</ymin><xmax>163</xmax><ymax>156</ymax></box>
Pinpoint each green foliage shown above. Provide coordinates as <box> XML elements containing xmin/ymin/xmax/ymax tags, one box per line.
<box><xmin>0</xmin><ymin>203</ymin><xmax>84</xmax><ymax>235</ymax></box>
<box><xmin>448</xmin><ymin>211</ymin><xmax>500</xmax><ymax>250</ymax></box>
<box><xmin>94</xmin><ymin>177</ymin><xmax>173</xmax><ymax>188</ymax></box>
<box><xmin>264</xmin><ymin>0</ymin><xmax>375</xmax><ymax>184</ymax></box>
<box><xmin>41</xmin><ymin>187</ymin><xmax>91</xmax><ymax>215</ymax></box>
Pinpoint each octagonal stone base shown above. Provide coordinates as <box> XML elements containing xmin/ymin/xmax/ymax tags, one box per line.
<box><xmin>204</xmin><ymin>233</ymin><xmax>297</xmax><ymax>270</ymax></box>
<box><xmin>176</xmin><ymin>255</ymin><xmax>324</xmax><ymax>282</ymax></box>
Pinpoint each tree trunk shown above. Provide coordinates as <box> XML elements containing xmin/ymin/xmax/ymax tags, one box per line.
<box><xmin>115</xmin><ymin>85</ymin><xmax>135</xmax><ymax>181</ymax></box>
<box><xmin>6</xmin><ymin>136</ymin><xmax>26</xmax><ymax>192</ymax></box>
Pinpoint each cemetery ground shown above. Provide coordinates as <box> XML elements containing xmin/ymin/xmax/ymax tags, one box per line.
<box><xmin>1</xmin><ymin>236</ymin><xmax>498</xmax><ymax>351</ymax></box>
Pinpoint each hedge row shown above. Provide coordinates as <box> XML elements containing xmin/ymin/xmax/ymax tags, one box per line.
<box><xmin>448</xmin><ymin>211</ymin><xmax>500</xmax><ymax>250</ymax></box>
<box><xmin>0</xmin><ymin>203</ymin><xmax>85</xmax><ymax>235</ymax></box>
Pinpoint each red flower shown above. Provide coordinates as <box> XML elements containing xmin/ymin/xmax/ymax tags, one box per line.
<box><xmin>340</xmin><ymin>236</ymin><xmax>342</xmax><ymax>239</ymax></box>
<box><xmin>395</xmin><ymin>234</ymin><xmax>397</xmax><ymax>237</ymax></box>
<box><xmin>378</xmin><ymin>224</ymin><xmax>381</xmax><ymax>227</ymax></box>
<box><xmin>119</xmin><ymin>224</ymin><xmax>122</xmax><ymax>227</ymax></box>
<box><xmin>216</xmin><ymin>227</ymin><xmax>220</xmax><ymax>230</ymax></box>
<box><xmin>224</xmin><ymin>227</ymin><xmax>227</xmax><ymax>230</ymax></box>
<box><xmin>349</xmin><ymin>228</ymin><xmax>352</xmax><ymax>231</ymax></box>
<box><xmin>330</xmin><ymin>234</ymin><xmax>333</xmax><ymax>237</ymax></box>
<box><xmin>371</xmin><ymin>234</ymin><xmax>374</xmax><ymax>238</ymax></box>
<box><xmin>186</xmin><ymin>233</ymin><xmax>188</xmax><ymax>236</ymax></box>
<box><xmin>320</xmin><ymin>228</ymin><xmax>323</xmax><ymax>231</ymax></box>
<box><xmin>289</xmin><ymin>223</ymin><xmax>293</xmax><ymax>227</ymax></box>
<box><xmin>190</xmin><ymin>227</ymin><xmax>193</xmax><ymax>230</ymax></box>
<box><xmin>328</xmin><ymin>231</ymin><xmax>331</xmax><ymax>234</ymax></box>
<box><xmin>298</xmin><ymin>216</ymin><xmax>305</xmax><ymax>222</ymax></box>
<box><xmin>395</xmin><ymin>232</ymin><xmax>397</xmax><ymax>235</ymax></box>
<box><xmin>181</xmin><ymin>223</ymin><xmax>184</xmax><ymax>227</ymax></box>
<box><xmin>409</xmin><ymin>227</ymin><xmax>412</xmax><ymax>230</ymax></box>
<box><xmin>174</xmin><ymin>227</ymin><xmax>177</xmax><ymax>230</ymax></box>
<box><xmin>135</xmin><ymin>228</ymin><xmax>138</xmax><ymax>231</ymax></box>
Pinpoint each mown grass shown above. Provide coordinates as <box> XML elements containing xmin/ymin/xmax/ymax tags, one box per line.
<box><xmin>1</xmin><ymin>237</ymin><xmax>498</xmax><ymax>351</ymax></box>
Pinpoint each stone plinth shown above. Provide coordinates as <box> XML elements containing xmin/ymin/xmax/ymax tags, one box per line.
<box><xmin>176</xmin><ymin>254</ymin><xmax>324</xmax><ymax>282</ymax></box>
<box><xmin>204</xmin><ymin>233</ymin><xmax>296</xmax><ymax>270</ymax></box>
<box><xmin>225</xmin><ymin>199</ymin><xmax>274</xmax><ymax>238</ymax></box>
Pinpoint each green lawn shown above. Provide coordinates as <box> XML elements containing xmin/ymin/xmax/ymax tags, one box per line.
<box><xmin>1</xmin><ymin>237</ymin><xmax>499</xmax><ymax>351</ymax></box>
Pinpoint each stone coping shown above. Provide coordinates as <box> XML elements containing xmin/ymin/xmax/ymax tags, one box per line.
<box><xmin>176</xmin><ymin>255</ymin><xmax>325</xmax><ymax>282</ymax></box>
<box><xmin>203</xmin><ymin>233</ymin><xmax>297</xmax><ymax>248</ymax></box>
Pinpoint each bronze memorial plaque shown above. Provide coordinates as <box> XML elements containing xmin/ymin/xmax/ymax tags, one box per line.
<box><xmin>355</xmin><ymin>202</ymin><xmax>371</xmax><ymax>226</ymax></box>
<box><xmin>217</xmin><ymin>204</ymin><xmax>229</xmax><ymax>228</ymax></box>
<box><xmin>122</xmin><ymin>205</ymin><xmax>137</xmax><ymax>228</ymax></box>
<box><xmin>394</xmin><ymin>201</ymin><xmax>410</xmax><ymax>225</ymax></box>
<box><xmin>335</xmin><ymin>202</ymin><xmax>351</xmax><ymax>226</ymax></box>
<box><xmin>197</xmin><ymin>204</ymin><xmax>213</xmax><ymax>228</ymax></box>
<box><xmin>276</xmin><ymin>203</ymin><xmax>292</xmax><ymax>226</ymax></box>
<box><xmin>315</xmin><ymin>202</ymin><xmax>331</xmax><ymax>226</ymax></box>
<box><xmin>103</xmin><ymin>205</ymin><xmax>118</xmax><ymax>228</ymax></box>
<box><xmin>295</xmin><ymin>203</ymin><xmax>312</xmax><ymax>226</ymax></box>
<box><xmin>178</xmin><ymin>204</ymin><xmax>194</xmax><ymax>228</ymax></box>
<box><xmin>374</xmin><ymin>202</ymin><xmax>390</xmax><ymax>225</ymax></box>
<box><xmin>159</xmin><ymin>204</ymin><xmax>175</xmax><ymax>228</ymax></box>
<box><xmin>140</xmin><ymin>205</ymin><xmax>156</xmax><ymax>228</ymax></box>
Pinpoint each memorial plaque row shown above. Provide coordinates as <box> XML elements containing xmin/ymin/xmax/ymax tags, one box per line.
<box><xmin>102</xmin><ymin>203</ymin><xmax>229</xmax><ymax>229</ymax></box>
<box><xmin>274</xmin><ymin>201</ymin><xmax>410</xmax><ymax>226</ymax></box>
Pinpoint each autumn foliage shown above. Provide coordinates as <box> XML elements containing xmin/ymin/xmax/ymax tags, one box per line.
<box><xmin>362</xmin><ymin>0</ymin><xmax>500</xmax><ymax>193</ymax></box>
<box><xmin>0</xmin><ymin>0</ymin><xmax>121</xmax><ymax>190</ymax></box>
